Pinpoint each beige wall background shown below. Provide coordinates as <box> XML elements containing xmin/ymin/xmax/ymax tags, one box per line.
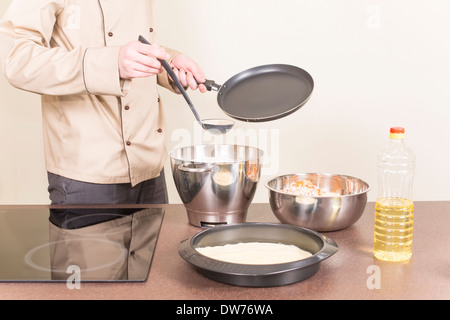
<box><xmin>0</xmin><ymin>0</ymin><xmax>449</xmax><ymax>204</ymax></box>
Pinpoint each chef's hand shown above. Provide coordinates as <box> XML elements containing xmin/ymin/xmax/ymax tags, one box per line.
<box><xmin>118</xmin><ymin>41</ymin><xmax>170</xmax><ymax>79</ymax></box>
<box><xmin>171</xmin><ymin>54</ymin><xmax>207</xmax><ymax>93</ymax></box>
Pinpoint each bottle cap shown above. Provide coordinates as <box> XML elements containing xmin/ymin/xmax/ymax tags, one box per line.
<box><xmin>390</xmin><ymin>127</ymin><xmax>405</xmax><ymax>139</ymax></box>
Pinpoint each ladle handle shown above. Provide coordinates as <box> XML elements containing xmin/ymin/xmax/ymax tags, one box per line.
<box><xmin>138</xmin><ymin>36</ymin><xmax>202</xmax><ymax>123</ymax></box>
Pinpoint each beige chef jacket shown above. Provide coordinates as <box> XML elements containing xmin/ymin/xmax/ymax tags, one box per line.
<box><xmin>0</xmin><ymin>0</ymin><xmax>180</xmax><ymax>186</ymax></box>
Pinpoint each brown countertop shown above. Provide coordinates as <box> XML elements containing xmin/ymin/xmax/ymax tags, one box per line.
<box><xmin>0</xmin><ymin>201</ymin><xmax>449</xmax><ymax>300</ymax></box>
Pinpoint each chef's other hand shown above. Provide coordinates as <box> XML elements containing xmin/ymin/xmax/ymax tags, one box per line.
<box><xmin>118</xmin><ymin>41</ymin><xmax>170</xmax><ymax>79</ymax></box>
<box><xmin>171</xmin><ymin>54</ymin><xmax>207</xmax><ymax>93</ymax></box>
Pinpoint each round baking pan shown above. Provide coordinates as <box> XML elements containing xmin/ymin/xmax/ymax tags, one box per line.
<box><xmin>178</xmin><ymin>223</ymin><xmax>338</xmax><ymax>287</ymax></box>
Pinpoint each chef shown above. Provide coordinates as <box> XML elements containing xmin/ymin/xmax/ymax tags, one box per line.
<box><xmin>0</xmin><ymin>0</ymin><xmax>207</xmax><ymax>204</ymax></box>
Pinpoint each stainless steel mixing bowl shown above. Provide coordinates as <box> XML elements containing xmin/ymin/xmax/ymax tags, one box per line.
<box><xmin>266</xmin><ymin>173</ymin><xmax>369</xmax><ymax>232</ymax></box>
<box><xmin>170</xmin><ymin>144</ymin><xmax>263</xmax><ymax>227</ymax></box>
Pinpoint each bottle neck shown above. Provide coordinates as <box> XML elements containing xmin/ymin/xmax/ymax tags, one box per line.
<box><xmin>390</xmin><ymin>132</ymin><xmax>405</xmax><ymax>139</ymax></box>
<box><xmin>389</xmin><ymin>137</ymin><xmax>406</xmax><ymax>146</ymax></box>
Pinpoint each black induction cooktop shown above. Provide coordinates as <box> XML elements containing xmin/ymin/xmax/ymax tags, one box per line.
<box><xmin>0</xmin><ymin>207</ymin><xmax>164</xmax><ymax>283</ymax></box>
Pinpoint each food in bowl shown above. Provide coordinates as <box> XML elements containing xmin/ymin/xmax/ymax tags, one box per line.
<box><xmin>281</xmin><ymin>180</ymin><xmax>332</xmax><ymax>197</ymax></box>
<box><xmin>196</xmin><ymin>242</ymin><xmax>312</xmax><ymax>265</ymax></box>
<box><xmin>266</xmin><ymin>173</ymin><xmax>369</xmax><ymax>231</ymax></box>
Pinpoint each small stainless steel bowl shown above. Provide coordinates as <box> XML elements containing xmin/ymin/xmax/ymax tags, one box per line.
<box><xmin>266</xmin><ymin>173</ymin><xmax>369</xmax><ymax>232</ymax></box>
<box><xmin>178</xmin><ymin>223</ymin><xmax>338</xmax><ymax>287</ymax></box>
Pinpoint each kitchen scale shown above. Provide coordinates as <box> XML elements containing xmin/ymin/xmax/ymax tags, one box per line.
<box><xmin>0</xmin><ymin>207</ymin><xmax>164</xmax><ymax>283</ymax></box>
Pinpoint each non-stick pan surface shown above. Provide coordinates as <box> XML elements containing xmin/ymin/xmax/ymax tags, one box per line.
<box><xmin>209</xmin><ymin>64</ymin><xmax>314</xmax><ymax>122</ymax></box>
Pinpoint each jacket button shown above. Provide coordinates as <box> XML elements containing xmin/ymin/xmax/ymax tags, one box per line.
<box><xmin>108</xmin><ymin>32</ymin><xmax>114</xmax><ymax>37</ymax></box>
<box><xmin>125</xmin><ymin>105</ymin><xmax>130</xmax><ymax>111</ymax></box>
<box><xmin>157</xmin><ymin>128</ymin><xmax>163</xmax><ymax>133</ymax></box>
<box><xmin>149</xmin><ymin>28</ymin><xmax>154</xmax><ymax>33</ymax></box>
<box><xmin>126</xmin><ymin>141</ymin><xmax>132</xmax><ymax>146</ymax></box>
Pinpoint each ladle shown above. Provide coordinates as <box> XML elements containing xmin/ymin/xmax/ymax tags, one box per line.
<box><xmin>138</xmin><ymin>36</ymin><xmax>234</xmax><ymax>134</ymax></box>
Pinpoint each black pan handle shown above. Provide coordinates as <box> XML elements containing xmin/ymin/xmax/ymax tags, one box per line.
<box><xmin>197</xmin><ymin>79</ymin><xmax>221</xmax><ymax>92</ymax></box>
<box><xmin>139</xmin><ymin>36</ymin><xmax>220</xmax><ymax>92</ymax></box>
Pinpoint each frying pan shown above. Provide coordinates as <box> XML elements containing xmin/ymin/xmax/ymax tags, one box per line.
<box><xmin>201</xmin><ymin>64</ymin><xmax>314</xmax><ymax>122</ymax></box>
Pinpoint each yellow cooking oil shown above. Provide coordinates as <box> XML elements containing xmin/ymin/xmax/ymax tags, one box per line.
<box><xmin>373</xmin><ymin>197</ymin><xmax>414</xmax><ymax>262</ymax></box>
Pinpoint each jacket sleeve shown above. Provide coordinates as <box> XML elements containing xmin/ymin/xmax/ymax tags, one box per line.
<box><xmin>0</xmin><ymin>0</ymin><xmax>180</xmax><ymax>97</ymax></box>
<box><xmin>0</xmin><ymin>0</ymin><xmax>97</xmax><ymax>96</ymax></box>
